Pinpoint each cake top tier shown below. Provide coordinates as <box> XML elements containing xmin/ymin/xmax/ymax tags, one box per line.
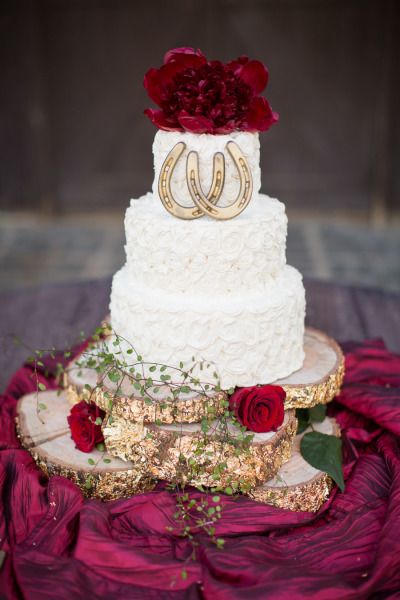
<box><xmin>152</xmin><ymin>130</ymin><xmax>261</xmax><ymax>210</ymax></box>
<box><xmin>143</xmin><ymin>47</ymin><xmax>278</xmax><ymax>221</ymax></box>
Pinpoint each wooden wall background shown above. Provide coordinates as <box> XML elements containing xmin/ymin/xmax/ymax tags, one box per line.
<box><xmin>0</xmin><ymin>0</ymin><xmax>399</xmax><ymax>216</ymax></box>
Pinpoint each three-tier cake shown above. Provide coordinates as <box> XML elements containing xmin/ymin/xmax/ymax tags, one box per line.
<box><xmin>110</xmin><ymin>133</ymin><xmax>305</xmax><ymax>388</ymax></box>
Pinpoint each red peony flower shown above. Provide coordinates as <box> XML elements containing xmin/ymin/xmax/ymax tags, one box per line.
<box><xmin>229</xmin><ymin>385</ymin><xmax>285</xmax><ymax>433</ymax></box>
<box><xmin>143</xmin><ymin>47</ymin><xmax>278</xmax><ymax>134</ymax></box>
<box><xmin>67</xmin><ymin>400</ymin><xmax>105</xmax><ymax>453</ymax></box>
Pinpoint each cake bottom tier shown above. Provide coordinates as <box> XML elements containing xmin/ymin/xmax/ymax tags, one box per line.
<box><xmin>110</xmin><ymin>264</ymin><xmax>305</xmax><ymax>389</ymax></box>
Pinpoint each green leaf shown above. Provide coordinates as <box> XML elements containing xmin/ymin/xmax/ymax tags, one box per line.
<box><xmin>181</xmin><ymin>569</ymin><xmax>188</xmax><ymax>580</ymax></box>
<box><xmin>224</xmin><ymin>486</ymin><xmax>233</xmax><ymax>495</ymax></box>
<box><xmin>38</xmin><ymin>382</ymin><xmax>47</xmax><ymax>392</ymax></box>
<box><xmin>309</xmin><ymin>404</ymin><xmax>327</xmax><ymax>423</ymax></box>
<box><xmin>103</xmin><ymin>458</ymin><xmax>111</xmax><ymax>464</ymax></box>
<box><xmin>295</xmin><ymin>408</ymin><xmax>310</xmax><ymax>434</ymax></box>
<box><xmin>88</xmin><ymin>458</ymin><xmax>95</xmax><ymax>465</ymax></box>
<box><xmin>38</xmin><ymin>402</ymin><xmax>47</xmax><ymax>410</ymax></box>
<box><xmin>95</xmin><ymin>442</ymin><xmax>105</xmax><ymax>452</ymax></box>
<box><xmin>95</xmin><ymin>417</ymin><xmax>103</xmax><ymax>426</ymax></box>
<box><xmin>149</xmin><ymin>365</ymin><xmax>157</xmax><ymax>372</ymax></box>
<box><xmin>107</xmin><ymin>371</ymin><xmax>120</xmax><ymax>383</ymax></box>
<box><xmin>300</xmin><ymin>431</ymin><xmax>345</xmax><ymax>491</ymax></box>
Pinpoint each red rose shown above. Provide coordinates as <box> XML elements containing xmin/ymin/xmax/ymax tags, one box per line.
<box><xmin>229</xmin><ymin>385</ymin><xmax>285</xmax><ymax>433</ymax></box>
<box><xmin>67</xmin><ymin>400</ymin><xmax>105</xmax><ymax>453</ymax></box>
<box><xmin>143</xmin><ymin>47</ymin><xmax>278</xmax><ymax>134</ymax></box>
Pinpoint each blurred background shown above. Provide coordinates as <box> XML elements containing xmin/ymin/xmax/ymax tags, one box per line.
<box><xmin>1</xmin><ymin>0</ymin><xmax>399</xmax><ymax>293</ymax></box>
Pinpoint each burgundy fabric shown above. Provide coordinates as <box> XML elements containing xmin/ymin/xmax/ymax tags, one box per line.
<box><xmin>1</xmin><ymin>340</ymin><xmax>400</xmax><ymax>599</ymax></box>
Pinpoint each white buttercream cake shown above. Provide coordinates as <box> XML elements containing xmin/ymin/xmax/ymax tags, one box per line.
<box><xmin>110</xmin><ymin>130</ymin><xmax>305</xmax><ymax>389</ymax></box>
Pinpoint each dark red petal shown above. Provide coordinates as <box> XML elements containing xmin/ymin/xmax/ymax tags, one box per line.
<box><xmin>177</xmin><ymin>112</ymin><xmax>214</xmax><ymax>133</ymax></box>
<box><xmin>157</xmin><ymin>61</ymin><xmax>190</xmax><ymax>89</ymax></box>
<box><xmin>144</xmin><ymin>109</ymin><xmax>182</xmax><ymax>131</ymax></box>
<box><xmin>237</xmin><ymin>60</ymin><xmax>269</xmax><ymax>95</ymax></box>
<box><xmin>214</xmin><ymin>122</ymin><xmax>237</xmax><ymax>134</ymax></box>
<box><xmin>226</xmin><ymin>56</ymin><xmax>249</xmax><ymax>73</ymax></box>
<box><xmin>143</xmin><ymin>67</ymin><xmax>166</xmax><ymax>106</ymax></box>
<box><xmin>229</xmin><ymin>387</ymin><xmax>252</xmax><ymax>412</ymax></box>
<box><xmin>164</xmin><ymin>47</ymin><xmax>206</xmax><ymax>64</ymax></box>
<box><xmin>244</xmin><ymin>97</ymin><xmax>279</xmax><ymax>132</ymax></box>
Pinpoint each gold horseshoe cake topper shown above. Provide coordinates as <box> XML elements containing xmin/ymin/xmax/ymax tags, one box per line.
<box><xmin>157</xmin><ymin>141</ymin><xmax>253</xmax><ymax>220</ymax></box>
<box><xmin>158</xmin><ymin>142</ymin><xmax>225</xmax><ymax>220</ymax></box>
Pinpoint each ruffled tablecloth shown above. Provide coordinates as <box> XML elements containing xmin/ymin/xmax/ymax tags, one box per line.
<box><xmin>0</xmin><ymin>339</ymin><xmax>399</xmax><ymax>599</ymax></box>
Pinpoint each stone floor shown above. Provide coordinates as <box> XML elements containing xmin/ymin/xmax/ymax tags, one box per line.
<box><xmin>0</xmin><ymin>211</ymin><xmax>399</xmax><ymax>293</ymax></box>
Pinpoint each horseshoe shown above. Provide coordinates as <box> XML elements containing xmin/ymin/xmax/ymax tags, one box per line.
<box><xmin>186</xmin><ymin>141</ymin><xmax>253</xmax><ymax>221</ymax></box>
<box><xmin>158</xmin><ymin>143</ymin><xmax>225</xmax><ymax>220</ymax></box>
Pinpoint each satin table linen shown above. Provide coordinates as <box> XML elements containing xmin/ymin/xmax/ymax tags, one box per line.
<box><xmin>0</xmin><ymin>339</ymin><xmax>399</xmax><ymax>599</ymax></box>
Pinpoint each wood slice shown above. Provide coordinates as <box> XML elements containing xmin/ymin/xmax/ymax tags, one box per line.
<box><xmin>103</xmin><ymin>410</ymin><xmax>297</xmax><ymax>491</ymax></box>
<box><xmin>16</xmin><ymin>391</ymin><xmax>154</xmax><ymax>500</ymax></box>
<box><xmin>276</xmin><ymin>327</ymin><xmax>345</xmax><ymax>409</ymax></box>
<box><xmin>65</xmin><ymin>327</ymin><xmax>344</xmax><ymax>423</ymax></box>
<box><xmin>65</xmin><ymin>346</ymin><xmax>227</xmax><ymax>425</ymax></box>
<box><xmin>249</xmin><ymin>417</ymin><xmax>340</xmax><ymax>512</ymax></box>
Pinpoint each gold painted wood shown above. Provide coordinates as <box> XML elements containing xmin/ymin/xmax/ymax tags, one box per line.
<box><xmin>186</xmin><ymin>141</ymin><xmax>253</xmax><ymax>220</ymax></box>
<box><xmin>158</xmin><ymin>142</ymin><xmax>225</xmax><ymax>220</ymax></box>
<box><xmin>249</xmin><ymin>417</ymin><xmax>340</xmax><ymax>512</ymax></box>
<box><xmin>103</xmin><ymin>410</ymin><xmax>297</xmax><ymax>491</ymax></box>
<box><xmin>158</xmin><ymin>142</ymin><xmax>202</xmax><ymax>220</ymax></box>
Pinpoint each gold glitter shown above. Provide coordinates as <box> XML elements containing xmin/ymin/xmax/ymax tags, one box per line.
<box><xmin>102</xmin><ymin>411</ymin><xmax>297</xmax><ymax>491</ymax></box>
<box><xmin>283</xmin><ymin>352</ymin><xmax>345</xmax><ymax>409</ymax></box>
<box><xmin>249</xmin><ymin>474</ymin><xmax>333</xmax><ymax>513</ymax></box>
<box><xmin>65</xmin><ymin>374</ymin><xmax>227</xmax><ymax>425</ymax></box>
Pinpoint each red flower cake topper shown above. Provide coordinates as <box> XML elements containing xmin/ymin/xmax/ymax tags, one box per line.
<box><xmin>144</xmin><ymin>47</ymin><xmax>279</xmax><ymax>134</ymax></box>
<box><xmin>229</xmin><ymin>385</ymin><xmax>285</xmax><ymax>433</ymax></box>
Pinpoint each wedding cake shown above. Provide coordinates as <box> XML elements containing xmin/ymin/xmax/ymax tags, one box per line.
<box><xmin>109</xmin><ymin>48</ymin><xmax>306</xmax><ymax>389</ymax></box>
<box><xmin>18</xmin><ymin>47</ymin><xmax>345</xmax><ymax>513</ymax></box>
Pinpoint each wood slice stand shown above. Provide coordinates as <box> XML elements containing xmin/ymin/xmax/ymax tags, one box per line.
<box><xmin>16</xmin><ymin>391</ymin><xmax>340</xmax><ymax>511</ymax></box>
<box><xmin>249</xmin><ymin>417</ymin><xmax>340</xmax><ymax>512</ymax></box>
<box><xmin>16</xmin><ymin>390</ymin><xmax>154</xmax><ymax>500</ymax></box>
<box><xmin>65</xmin><ymin>327</ymin><xmax>344</xmax><ymax>420</ymax></box>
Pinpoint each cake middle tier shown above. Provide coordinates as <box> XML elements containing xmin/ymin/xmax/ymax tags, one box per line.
<box><xmin>110</xmin><ymin>264</ymin><xmax>306</xmax><ymax>389</ymax></box>
<box><xmin>125</xmin><ymin>192</ymin><xmax>287</xmax><ymax>294</ymax></box>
